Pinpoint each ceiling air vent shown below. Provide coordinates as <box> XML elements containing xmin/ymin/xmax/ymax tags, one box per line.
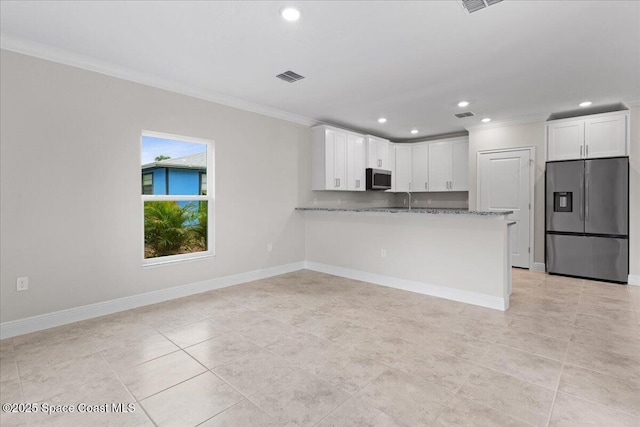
<box><xmin>455</xmin><ymin>112</ymin><xmax>476</xmax><ymax>118</ymax></box>
<box><xmin>276</xmin><ymin>70</ymin><xmax>305</xmax><ymax>83</ymax></box>
<box><xmin>460</xmin><ymin>0</ymin><xmax>503</xmax><ymax>14</ymax></box>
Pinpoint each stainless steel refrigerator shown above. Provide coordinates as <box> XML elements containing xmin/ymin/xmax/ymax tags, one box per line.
<box><xmin>546</xmin><ymin>157</ymin><xmax>629</xmax><ymax>283</ymax></box>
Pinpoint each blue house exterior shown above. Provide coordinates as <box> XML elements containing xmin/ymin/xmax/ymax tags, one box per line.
<box><xmin>141</xmin><ymin>152</ymin><xmax>206</xmax><ymax>196</ymax></box>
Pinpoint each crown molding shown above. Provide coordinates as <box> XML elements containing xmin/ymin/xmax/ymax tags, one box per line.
<box><xmin>464</xmin><ymin>113</ymin><xmax>548</xmax><ymax>132</ymax></box>
<box><xmin>0</xmin><ymin>34</ymin><xmax>317</xmax><ymax>127</ymax></box>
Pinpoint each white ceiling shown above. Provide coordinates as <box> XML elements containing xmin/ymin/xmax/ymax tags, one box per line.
<box><xmin>1</xmin><ymin>1</ymin><xmax>639</xmax><ymax>140</ymax></box>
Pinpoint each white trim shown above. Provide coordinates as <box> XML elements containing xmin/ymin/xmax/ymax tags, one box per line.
<box><xmin>531</xmin><ymin>262</ymin><xmax>546</xmax><ymax>272</ymax></box>
<box><xmin>0</xmin><ymin>262</ymin><xmax>304</xmax><ymax>339</ymax></box>
<box><xmin>628</xmin><ymin>275</ymin><xmax>640</xmax><ymax>286</ymax></box>
<box><xmin>476</xmin><ymin>146</ymin><xmax>536</xmax><ymax>270</ymax></box>
<box><xmin>0</xmin><ymin>36</ymin><xmax>316</xmax><ymax>127</ymax></box>
<box><xmin>465</xmin><ymin>113</ymin><xmax>547</xmax><ymax>132</ymax></box>
<box><xmin>304</xmin><ymin>261</ymin><xmax>508</xmax><ymax>311</ymax></box>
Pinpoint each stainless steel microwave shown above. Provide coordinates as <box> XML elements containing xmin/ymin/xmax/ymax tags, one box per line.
<box><xmin>366</xmin><ymin>168</ymin><xmax>392</xmax><ymax>190</ymax></box>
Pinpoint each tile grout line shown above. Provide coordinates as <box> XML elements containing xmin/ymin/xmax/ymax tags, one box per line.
<box><xmin>96</xmin><ymin>349</ymin><xmax>159</xmax><ymax>427</ymax></box>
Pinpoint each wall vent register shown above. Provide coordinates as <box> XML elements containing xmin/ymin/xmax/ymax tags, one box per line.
<box><xmin>454</xmin><ymin>111</ymin><xmax>475</xmax><ymax>118</ymax></box>
<box><xmin>460</xmin><ymin>0</ymin><xmax>504</xmax><ymax>14</ymax></box>
<box><xmin>276</xmin><ymin>70</ymin><xmax>305</xmax><ymax>83</ymax></box>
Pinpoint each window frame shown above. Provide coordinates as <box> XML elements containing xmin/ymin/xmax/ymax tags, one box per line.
<box><xmin>141</xmin><ymin>130</ymin><xmax>215</xmax><ymax>267</ymax></box>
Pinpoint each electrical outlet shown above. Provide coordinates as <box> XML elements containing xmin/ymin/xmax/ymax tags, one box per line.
<box><xmin>313</xmin><ymin>198</ymin><xmax>318</xmax><ymax>205</ymax></box>
<box><xmin>380</xmin><ymin>249</ymin><xmax>387</xmax><ymax>258</ymax></box>
<box><xmin>17</xmin><ymin>277</ymin><xmax>28</xmax><ymax>291</ymax></box>
<box><xmin>267</xmin><ymin>243</ymin><xmax>273</xmax><ymax>253</ymax></box>
<box><xmin>403</xmin><ymin>198</ymin><xmax>407</xmax><ymax>206</ymax></box>
<box><xmin>338</xmin><ymin>199</ymin><xmax>341</xmax><ymax>205</ymax></box>
<box><xmin>427</xmin><ymin>199</ymin><xmax>432</xmax><ymax>205</ymax></box>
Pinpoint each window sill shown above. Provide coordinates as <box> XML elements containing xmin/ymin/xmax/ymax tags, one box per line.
<box><xmin>142</xmin><ymin>253</ymin><xmax>215</xmax><ymax>269</ymax></box>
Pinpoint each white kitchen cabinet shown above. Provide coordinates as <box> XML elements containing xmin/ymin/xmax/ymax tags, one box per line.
<box><xmin>451</xmin><ymin>140</ymin><xmax>469</xmax><ymax>191</ymax></box>
<box><xmin>411</xmin><ymin>143</ymin><xmax>429</xmax><ymax>192</ymax></box>
<box><xmin>428</xmin><ymin>141</ymin><xmax>450</xmax><ymax>192</ymax></box>
<box><xmin>584</xmin><ymin>113</ymin><xmax>627</xmax><ymax>159</ymax></box>
<box><xmin>366</xmin><ymin>135</ymin><xmax>391</xmax><ymax>170</ymax></box>
<box><xmin>427</xmin><ymin>137</ymin><xmax>469</xmax><ymax>192</ymax></box>
<box><xmin>312</xmin><ymin>125</ymin><xmax>365</xmax><ymax>191</ymax></box>
<box><xmin>546</xmin><ymin>111</ymin><xmax>628</xmax><ymax>161</ymax></box>
<box><xmin>547</xmin><ymin>120</ymin><xmax>584</xmax><ymax>161</ymax></box>
<box><xmin>346</xmin><ymin>133</ymin><xmax>365</xmax><ymax>191</ymax></box>
<box><xmin>394</xmin><ymin>145</ymin><xmax>412</xmax><ymax>192</ymax></box>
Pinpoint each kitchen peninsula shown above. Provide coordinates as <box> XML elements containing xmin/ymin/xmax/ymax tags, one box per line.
<box><xmin>297</xmin><ymin>206</ymin><xmax>514</xmax><ymax>311</ymax></box>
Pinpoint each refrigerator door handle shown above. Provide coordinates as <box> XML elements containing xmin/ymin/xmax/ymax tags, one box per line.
<box><xmin>579</xmin><ymin>172</ymin><xmax>584</xmax><ymax>220</ymax></box>
<box><xmin>585</xmin><ymin>172</ymin><xmax>589</xmax><ymax>222</ymax></box>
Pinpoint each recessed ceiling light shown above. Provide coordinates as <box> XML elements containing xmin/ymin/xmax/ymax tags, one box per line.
<box><xmin>579</xmin><ymin>101</ymin><xmax>592</xmax><ymax>107</ymax></box>
<box><xmin>458</xmin><ymin>101</ymin><xmax>470</xmax><ymax>107</ymax></box>
<box><xmin>411</xmin><ymin>129</ymin><xmax>418</xmax><ymax>134</ymax></box>
<box><xmin>281</xmin><ymin>7</ymin><xmax>301</xmax><ymax>22</ymax></box>
<box><xmin>378</xmin><ymin>117</ymin><xmax>387</xmax><ymax>123</ymax></box>
<box><xmin>482</xmin><ymin>118</ymin><xmax>491</xmax><ymax>123</ymax></box>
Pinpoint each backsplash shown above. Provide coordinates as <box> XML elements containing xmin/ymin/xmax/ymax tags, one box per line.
<box><xmin>304</xmin><ymin>190</ymin><xmax>469</xmax><ymax>209</ymax></box>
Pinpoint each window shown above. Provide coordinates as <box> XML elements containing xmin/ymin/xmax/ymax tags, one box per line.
<box><xmin>142</xmin><ymin>173</ymin><xmax>154</xmax><ymax>195</ymax></box>
<box><xmin>141</xmin><ymin>131</ymin><xmax>214</xmax><ymax>265</ymax></box>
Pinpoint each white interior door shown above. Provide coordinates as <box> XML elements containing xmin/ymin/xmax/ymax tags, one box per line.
<box><xmin>478</xmin><ymin>149</ymin><xmax>531</xmax><ymax>268</ymax></box>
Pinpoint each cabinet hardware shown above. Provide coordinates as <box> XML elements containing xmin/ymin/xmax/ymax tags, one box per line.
<box><xmin>337</xmin><ymin>178</ymin><xmax>340</xmax><ymax>187</ymax></box>
<box><xmin>334</xmin><ymin>178</ymin><xmax>338</xmax><ymax>188</ymax></box>
<box><xmin>580</xmin><ymin>145</ymin><xmax>582</xmax><ymax>158</ymax></box>
<box><xmin>585</xmin><ymin>172</ymin><xmax>589</xmax><ymax>221</ymax></box>
<box><xmin>356</xmin><ymin>179</ymin><xmax>360</xmax><ymax>188</ymax></box>
<box><xmin>425</xmin><ymin>182</ymin><xmax>427</xmax><ymax>190</ymax></box>
<box><xmin>586</xmin><ymin>144</ymin><xmax>589</xmax><ymax>157</ymax></box>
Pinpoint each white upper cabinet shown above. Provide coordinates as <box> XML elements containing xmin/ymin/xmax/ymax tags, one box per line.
<box><xmin>366</xmin><ymin>135</ymin><xmax>390</xmax><ymax>170</ymax></box>
<box><xmin>451</xmin><ymin>140</ymin><xmax>469</xmax><ymax>191</ymax></box>
<box><xmin>547</xmin><ymin>120</ymin><xmax>584</xmax><ymax>161</ymax></box>
<box><xmin>428</xmin><ymin>141</ymin><xmax>451</xmax><ymax>192</ymax></box>
<box><xmin>584</xmin><ymin>113</ymin><xmax>627</xmax><ymax>159</ymax></box>
<box><xmin>346</xmin><ymin>133</ymin><xmax>365</xmax><ymax>191</ymax></box>
<box><xmin>394</xmin><ymin>145</ymin><xmax>412</xmax><ymax>192</ymax></box>
<box><xmin>547</xmin><ymin>111</ymin><xmax>628</xmax><ymax>161</ymax></box>
<box><xmin>312</xmin><ymin>125</ymin><xmax>365</xmax><ymax>191</ymax></box>
<box><xmin>427</xmin><ymin>137</ymin><xmax>469</xmax><ymax>192</ymax></box>
<box><xmin>411</xmin><ymin>143</ymin><xmax>429</xmax><ymax>192</ymax></box>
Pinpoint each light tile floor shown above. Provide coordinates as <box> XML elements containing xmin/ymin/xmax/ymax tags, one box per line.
<box><xmin>1</xmin><ymin>269</ymin><xmax>639</xmax><ymax>426</ymax></box>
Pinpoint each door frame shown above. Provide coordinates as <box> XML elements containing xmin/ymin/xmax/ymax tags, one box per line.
<box><xmin>476</xmin><ymin>146</ymin><xmax>536</xmax><ymax>270</ymax></box>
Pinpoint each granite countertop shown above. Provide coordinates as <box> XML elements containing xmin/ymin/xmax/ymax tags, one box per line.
<box><xmin>295</xmin><ymin>206</ymin><xmax>513</xmax><ymax>216</ymax></box>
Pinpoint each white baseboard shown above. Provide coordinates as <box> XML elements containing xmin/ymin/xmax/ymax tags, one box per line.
<box><xmin>304</xmin><ymin>261</ymin><xmax>507</xmax><ymax>311</ymax></box>
<box><xmin>531</xmin><ymin>262</ymin><xmax>546</xmax><ymax>272</ymax></box>
<box><xmin>0</xmin><ymin>262</ymin><xmax>305</xmax><ymax>339</ymax></box>
<box><xmin>629</xmin><ymin>274</ymin><xmax>640</xmax><ymax>286</ymax></box>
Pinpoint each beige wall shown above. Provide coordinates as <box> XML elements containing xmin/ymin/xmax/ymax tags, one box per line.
<box><xmin>304</xmin><ymin>212</ymin><xmax>510</xmax><ymax>304</ymax></box>
<box><xmin>0</xmin><ymin>50</ymin><xmax>310</xmax><ymax>322</ymax></box>
<box><xmin>468</xmin><ymin>121</ymin><xmax>546</xmax><ymax>264</ymax></box>
<box><xmin>629</xmin><ymin>106</ymin><xmax>640</xmax><ymax>278</ymax></box>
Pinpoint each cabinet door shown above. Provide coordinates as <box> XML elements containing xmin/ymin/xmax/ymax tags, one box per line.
<box><xmin>378</xmin><ymin>140</ymin><xmax>390</xmax><ymax>170</ymax></box>
<box><xmin>411</xmin><ymin>144</ymin><xmax>429</xmax><ymax>192</ymax></box>
<box><xmin>585</xmin><ymin>114</ymin><xmax>627</xmax><ymax>158</ymax></box>
<box><xmin>333</xmin><ymin>130</ymin><xmax>347</xmax><ymax>190</ymax></box>
<box><xmin>347</xmin><ymin>134</ymin><xmax>365</xmax><ymax>191</ymax></box>
<box><xmin>428</xmin><ymin>141</ymin><xmax>451</xmax><ymax>192</ymax></box>
<box><xmin>365</xmin><ymin>138</ymin><xmax>378</xmax><ymax>169</ymax></box>
<box><xmin>450</xmin><ymin>140</ymin><xmax>469</xmax><ymax>191</ymax></box>
<box><xmin>395</xmin><ymin>145</ymin><xmax>412</xmax><ymax>192</ymax></box>
<box><xmin>547</xmin><ymin>120</ymin><xmax>584</xmax><ymax>161</ymax></box>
